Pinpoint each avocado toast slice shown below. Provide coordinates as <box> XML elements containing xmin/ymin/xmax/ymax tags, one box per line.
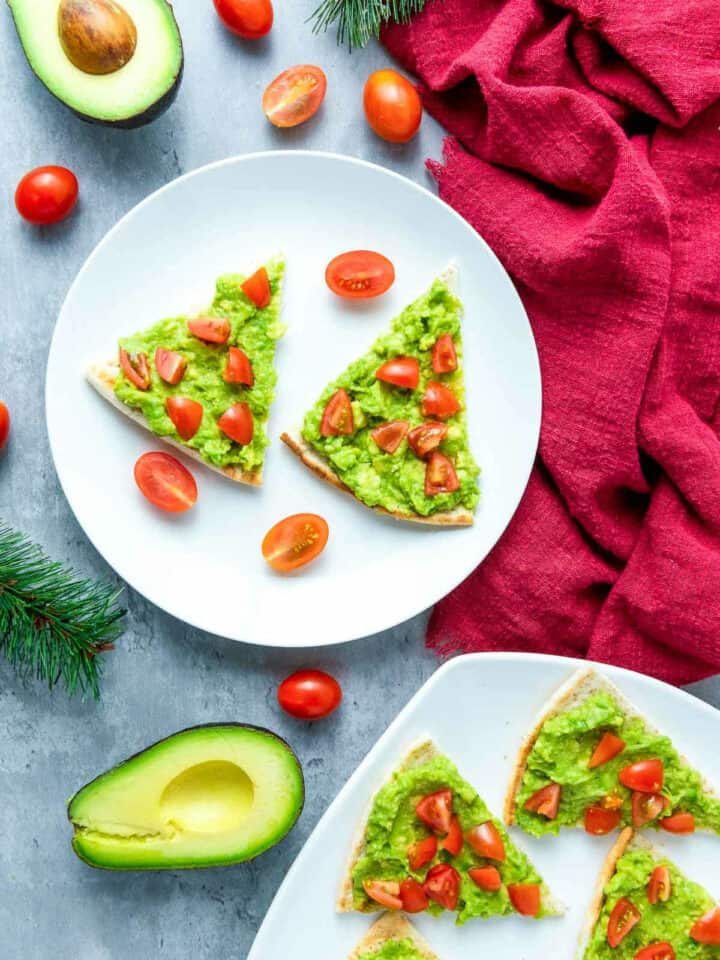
<box><xmin>87</xmin><ymin>259</ymin><xmax>284</xmax><ymax>486</ymax></box>
<box><xmin>505</xmin><ymin>668</ymin><xmax>720</xmax><ymax>837</ymax></box>
<box><xmin>281</xmin><ymin>265</ymin><xmax>480</xmax><ymax>525</ymax></box>
<box><xmin>580</xmin><ymin>828</ymin><xmax>720</xmax><ymax>959</ymax></box>
<box><xmin>348</xmin><ymin>914</ymin><xmax>440</xmax><ymax>960</ymax></box>
<box><xmin>340</xmin><ymin>739</ymin><xmax>561</xmax><ymax>925</ymax></box>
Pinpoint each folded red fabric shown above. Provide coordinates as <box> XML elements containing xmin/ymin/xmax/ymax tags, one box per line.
<box><xmin>383</xmin><ymin>0</ymin><xmax>720</xmax><ymax>684</ymax></box>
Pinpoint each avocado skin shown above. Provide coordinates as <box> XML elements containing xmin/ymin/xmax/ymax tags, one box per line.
<box><xmin>7</xmin><ymin>0</ymin><xmax>184</xmax><ymax>129</ymax></box>
<box><xmin>67</xmin><ymin>723</ymin><xmax>305</xmax><ymax>871</ymax></box>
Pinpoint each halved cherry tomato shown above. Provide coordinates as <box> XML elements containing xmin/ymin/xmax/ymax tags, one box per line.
<box><xmin>0</xmin><ymin>402</ymin><xmax>10</xmax><ymax>450</ymax></box>
<box><xmin>441</xmin><ymin>816</ymin><xmax>463</xmax><ymax>856</ymax></box>
<box><xmin>218</xmin><ymin>403</ymin><xmax>253</xmax><ymax>445</ymax></box>
<box><xmin>607</xmin><ymin>898</ymin><xmax>642</xmax><ymax>948</ymax></box>
<box><xmin>659</xmin><ymin>812</ymin><xmax>695</xmax><ymax>834</ymax></box>
<box><xmin>508</xmin><ymin>883</ymin><xmax>541</xmax><ymax>917</ymax></box>
<box><xmin>632</xmin><ymin>791</ymin><xmax>668</xmax><ymax>828</ymax></box>
<box><xmin>224</xmin><ymin>347</ymin><xmax>254</xmax><ymax>386</ymax></box>
<box><xmin>432</xmin><ymin>334</ymin><xmax>457</xmax><ymax>374</ymax></box>
<box><xmin>277</xmin><ymin>668</ymin><xmax>341</xmax><ymax>718</ymax></box>
<box><xmin>376</xmin><ymin>357</ymin><xmax>420</xmax><ymax>390</ymax></box>
<box><xmin>325</xmin><ymin>250</ymin><xmax>395</xmax><ymax>299</ymax></box>
<box><xmin>620</xmin><ymin>759</ymin><xmax>664</xmax><ymax>793</ymax></box>
<box><xmin>523</xmin><ymin>783</ymin><xmax>561</xmax><ymax>820</ymax></box>
<box><xmin>187</xmin><ymin>316</ymin><xmax>230</xmax><ymax>344</ymax></box>
<box><xmin>262</xmin><ymin>514</ymin><xmax>329</xmax><ymax>573</ymax></box>
<box><xmin>468</xmin><ymin>866</ymin><xmax>502</xmax><ymax>892</ymax></box>
<box><xmin>422</xmin><ymin>381</ymin><xmax>460</xmax><ymax>419</ymax></box>
<box><xmin>584</xmin><ymin>805</ymin><xmax>622</xmax><ymax>835</ymax></box>
<box><xmin>408</xmin><ymin>835</ymin><xmax>437</xmax><ymax>872</ymax></box>
<box><xmin>371</xmin><ymin>420</ymin><xmax>409</xmax><ymax>454</ymax></box>
<box><xmin>119</xmin><ymin>349</ymin><xmax>151</xmax><ymax>390</ymax></box>
<box><xmin>465</xmin><ymin>821</ymin><xmax>505</xmax><ymax>861</ymax></box>
<box><xmin>634</xmin><ymin>944</ymin><xmax>675</xmax><ymax>960</ymax></box>
<box><xmin>589</xmin><ymin>732</ymin><xmax>626</xmax><ymax>769</ymax></box>
<box><xmin>408</xmin><ymin>422</ymin><xmax>447</xmax><ymax>459</ymax></box>
<box><xmin>15</xmin><ymin>165</ymin><xmax>78</xmax><ymax>225</ymax></box>
<box><xmin>648</xmin><ymin>866</ymin><xmax>671</xmax><ymax>904</ymax></box>
<box><xmin>416</xmin><ymin>789</ymin><xmax>453</xmax><ymax>834</ymax></box>
<box><xmin>425</xmin><ymin>452</ymin><xmax>459</xmax><ymax>496</ymax></box>
<box><xmin>134</xmin><ymin>452</ymin><xmax>197</xmax><ymax>513</ymax></box>
<box><xmin>166</xmin><ymin>397</ymin><xmax>203</xmax><ymax>441</ymax></box>
<box><xmin>363</xmin><ymin>880</ymin><xmax>402</xmax><ymax>910</ymax></box>
<box><xmin>423</xmin><ymin>863</ymin><xmax>460</xmax><ymax>911</ymax></box>
<box><xmin>263</xmin><ymin>65</ymin><xmax>327</xmax><ymax>128</ymax></box>
<box><xmin>400</xmin><ymin>877</ymin><xmax>429</xmax><ymax>913</ymax></box>
<box><xmin>155</xmin><ymin>348</ymin><xmax>187</xmax><ymax>385</ymax></box>
<box><xmin>320</xmin><ymin>389</ymin><xmax>354</xmax><ymax>436</ymax></box>
<box><xmin>241</xmin><ymin>267</ymin><xmax>271</xmax><ymax>308</ymax></box>
<box><xmin>690</xmin><ymin>906</ymin><xmax>720</xmax><ymax>944</ymax></box>
<box><xmin>363</xmin><ymin>69</ymin><xmax>422</xmax><ymax>144</ymax></box>
<box><xmin>213</xmin><ymin>0</ymin><xmax>273</xmax><ymax>38</ymax></box>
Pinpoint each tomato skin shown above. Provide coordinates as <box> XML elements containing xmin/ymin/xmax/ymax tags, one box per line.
<box><xmin>659</xmin><ymin>812</ymin><xmax>695</xmax><ymax>834</ymax></box>
<box><xmin>241</xmin><ymin>267</ymin><xmax>271</xmax><ymax>308</ymax></box>
<box><xmin>589</xmin><ymin>732</ymin><xmax>626</xmax><ymax>769</ymax></box>
<box><xmin>468</xmin><ymin>866</ymin><xmax>502</xmax><ymax>892</ymax></box>
<box><xmin>523</xmin><ymin>783</ymin><xmax>561</xmax><ymax>820</ymax></box>
<box><xmin>262</xmin><ymin>513</ymin><xmax>329</xmax><ymax>573</ymax></box>
<box><xmin>634</xmin><ymin>943</ymin><xmax>676</xmax><ymax>960</ymax></box>
<box><xmin>277</xmin><ymin>668</ymin><xmax>341</xmax><ymax>719</ymax></box>
<box><xmin>224</xmin><ymin>347</ymin><xmax>254</xmax><ymax>386</ymax></box>
<box><xmin>376</xmin><ymin>357</ymin><xmax>420</xmax><ymax>390</ymax></box>
<box><xmin>320</xmin><ymin>389</ymin><xmax>354</xmax><ymax>436</ymax></box>
<box><xmin>607</xmin><ymin>898</ymin><xmax>642</xmax><ymax>948</ymax></box>
<box><xmin>119</xmin><ymin>349</ymin><xmax>151</xmax><ymax>390</ymax></box>
<box><xmin>15</xmin><ymin>165</ymin><xmax>78</xmax><ymax>225</ymax></box>
<box><xmin>218</xmin><ymin>402</ymin><xmax>253</xmax><ymax>445</ymax></box>
<box><xmin>465</xmin><ymin>821</ymin><xmax>506</xmax><ymax>862</ymax></box>
<box><xmin>400</xmin><ymin>877</ymin><xmax>429</xmax><ymax>913</ymax></box>
<box><xmin>0</xmin><ymin>402</ymin><xmax>10</xmax><ymax>450</ymax></box>
<box><xmin>325</xmin><ymin>251</ymin><xmax>395</xmax><ymax>299</ymax></box>
<box><xmin>508</xmin><ymin>883</ymin><xmax>541</xmax><ymax>917</ymax></box>
<box><xmin>187</xmin><ymin>316</ymin><xmax>230</xmax><ymax>344</ymax></box>
<box><xmin>690</xmin><ymin>906</ymin><xmax>720</xmax><ymax>944</ymax></box>
<box><xmin>416</xmin><ymin>789</ymin><xmax>453</xmax><ymax>834</ymax></box>
<box><xmin>422</xmin><ymin>381</ymin><xmax>461</xmax><ymax>419</ymax></box>
<box><xmin>363</xmin><ymin>880</ymin><xmax>402</xmax><ymax>910</ymax></box>
<box><xmin>371</xmin><ymin>420</ymin><xmax>409</xmax><ymax>454</ymax></box>
<box><xmin>423</xmin><ymin>863</ymin><xmax>460</xmax><ymax>911</ymax></box>
<box><xmin>134</xmin><ymin>452</ymin><xmax>197</xmax><ymax>513</ymax></box>
<box><xmin>648</xmin><ymin>866</ymin><xmax>671</xmax><ymax>904</ymax></box>
<box><xmin>441</xmin><ymin>816</ymin><xmax>463</xmax><ymax>856</ymax></box>
<box><xmin>155</xmin><ymin>348</ymin><xmax>187</xmax><ymax>385</ymax></box>
<box><xmin>620</xmin><ymin>759</ymin><xmax>664</xmax><ymax>793</ymax></box>
<box><xmin>632</xmin><ymin>791</ymin><xmax>668</xmax><ymax>828</ymax></box>
<box><xmin>166</xmin><ymin>397</ymin><xmax>203</xmax><ymax>441</ymax></box>
<box><xmin>584</xmin><ymin>805</ymin><xmax>622</xmax><ymax>835</ymax></box>
<box><xmin>409</xmin><ymin>835</ymin><xmax>437</xmax><ymax>872</ymax></box>
<box><xmin>213</xmin><ymin>0</ymin><xmax>272</xmax><ymax>38</ymax></box>
<box><xmin>425</xmin><ymin>452</ymin><xmax>460</xmax><ymax>496</ymax></box>
<box><xmin>432</xmin><ymin>334</ymin><xmax>458</xmax><ymax>374</ymax></box>
<box><xmin>364</xmin><ymin>69</ymin><xmax>422</xmax><ymax>144</ymax></box>
<box><xmin>408</xmin><ymin>422</ymin><xmax>447</xmax><ymax>459</ymax></box>
<box><xmin>263</xmin><ymin>65</ymin><xmax>327</xmax><ymax>128</ymax></box>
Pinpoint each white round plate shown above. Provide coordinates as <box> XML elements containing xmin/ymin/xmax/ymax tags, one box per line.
<box><xmin>248</xmin><ymin>654</ymin><xmax>720</xmax><ymax>959</ymax></box>
<box><xmin>46</xmin><ymin>151</ymin><xmax>540</xmax><ymax>646</ymax></box>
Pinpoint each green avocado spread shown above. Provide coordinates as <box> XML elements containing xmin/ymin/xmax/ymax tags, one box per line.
<box><xmin>516</xmin><ymin>690</ymin><xmax>720</xmax><ymax>837</ymax></box>
<box><xmin>301</xmin><ymin>277</ymin><xmax>480</xmax><ymax>517</ymax></box>
<box><xmin>584</xmin><ymin>849</ymin><xmax>719</xmax><ymax>960</ymax></box>
<box><xmin>114</xmin><ymin>259</ymin><xmax>285</xmax><ymax>474</ymax></box>
<box><xmin>351</xmin><ymin>753</ymin><xmax>553</xmax><ymax>926</ymax></box>
<box><xmin>356</xmin><ymin>939</ymin><xmax>425</xmax><ymax>960</ymax></box>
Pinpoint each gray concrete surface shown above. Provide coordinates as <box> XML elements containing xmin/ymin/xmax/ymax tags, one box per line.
<box><xmin>0</xmin><ymin>3</ymin><xmax>718</xmax><ymax>958</ymax></box>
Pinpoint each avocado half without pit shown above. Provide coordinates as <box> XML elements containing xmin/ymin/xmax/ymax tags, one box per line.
<box><xmin>8</xmin><ymin>0</ymin><xmax>183</xmax><ymax>127</ymax></box>
<box><xmin>68</xmin><ymin>725</ymin><xmax>304</xmax><ymax>869</ymax></box>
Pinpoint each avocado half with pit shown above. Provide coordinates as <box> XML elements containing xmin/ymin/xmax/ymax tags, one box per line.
<box><xmin>68</xmin><ymin>725</ymin><xmax>304</xmax><ymax>869</ymax></box>
<box><xmin>8</xmin><ymin>0</ymin><xmax>183</xmax><ymax>128</ymax></box>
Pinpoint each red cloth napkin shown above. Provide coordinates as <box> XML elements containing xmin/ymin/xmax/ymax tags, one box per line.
<box><xmin>382</xmin><ymin>0</ymin><xmax>720</xmax><ymax>684</ymax></box>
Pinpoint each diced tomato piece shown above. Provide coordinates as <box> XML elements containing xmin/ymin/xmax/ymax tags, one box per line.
<box><xmin>659</xmin><ymin>812</ymin><xmax>695</xmax><ymax>834</ymax></box>
<box><xmin>690</xmin><ymin>906</ymin><xmax>720</xmax><ymax>944</ymax></box>
<box><xmin>407</xmin><ymin>421</ymin><xmax>447</xmax><ymax>458</ymax></box>
<box><xmin>508</xmin><ymin>883</ymin><xmax>541</xmax><ymax>917</ymax></box>
<box><xmin>441</xmin><ymin>816</ymin><xmax>463</xmax><ymax>856</ymax></box>
<box><xmin>620</xmin><ymin>759</ymin><xmax>664</xmax><ymax>793</ymax></box>
<box><xmin>320</xmin><ymin>389</ymin><xmax>354</xmax><ymax>437</ymax></box>
<box><xmin>588</xmin><ymin>732</ymin><xmax>626</xmax><ymax>769</ymax></box>
<box><xmin>425</xmin><ymin>452</ymin><xmax>459</xmax><ymax>496</ymax></box>
<box><xmin>154</xmin><ymin>348</ymin><xmax>187</xmax><ymax>385</ymax></box>
<box><xmin>363</xmin><ymin>880</ymin><xmax>402</xmax><ymax>910</ymax></box>
<box><xmin>432</xmin><ymin>333</ymin><xmax>458</xmax><ymax>374</ymax></box>
<box><xmin>634</xmin><ymin>944</ymin><xmax>676</xmax><ymax>960</ymax></box>
<box><xmin>166</xmin><ymin>397</ymin><xmax>203</xmax><ymax>441</ymax></box>
<box><xmin>119</xmin><ymin>349</ymin><xmax>151</xmax><ymax>390</ymax></box>
<box><xmin>601</xmin><ymin>792</ymin><xmax>624</xmax><ymax>811</ymax></box>
<box><xmin>224</xmin><ymin>347</ymin><xmax>254</xmax><ymax>386</ymax></box>
<box><xmin>415</xmin><ymin>789</ymin><xmax>453</xmax><ymax>834</ymax></box>
<box><xmin>187</xmin><ymin>316</ymin><xmax>231</xmax><ymax>344</ymax></box>
<box><xmin>423</xmin><ymin>863</ymin><xmax>460</xmax><ymax>911</ymax></box>
<box><xmin>218</xmin><ymin>402</ymin><xmax>253</xmax><ymax>445</ymax></box>
<box><xmin>468</xmin><ymin>866</ymin><xmax>502</xmax><ymax>892</ymax></box>
<box><xmin>465</xmin><ymin>821</ymin><xmax>505</xmax><ymax>862</ymax></box>
<box><xmin>241</xmin><ymin>267</ymin><xmax>271</xmax><ymax>308</ymax></box>
<box><xmin>607</xmin><ymin>898</ymin><xmax>641</xmax><ymax>948</ymax></box>
<box><xmin>421</xmin><ymin>381</ymin><xmax>460</xmax><ymax>419</ymax></box>
<box><xmin>584</xmin><ymin>805</ymin><xmax>622</xmax><ymax>835</ymax></box>
<box><xmin>371</xmin><ymin>420</ymin><xmax>409</xmax><ymax>454</ymax></box>
<box><xmin>400</xmin><ymin>877</ymin><xmax>429</xmax><ymax>913</ymax></box>
<box><xmin>408</xmin><ymin>835</ymin><xmax>437</xmax><ymax>872</ymax></box>
<box><xmin>376</xmin><ymin>356</ymin><xmax>420</xmax><ymax>390</ymax></box>
<box><xmin>648</xmin><ymin>866</ymin><xmax>671</xmax><ymax>905</ymax></box>
<box><xmin>632</xmin><ymin>791</ymin><xmax>668</xmax><ymax>828</ymax></box>
<box><xmin>523</xmin><ymin>783</ymin><xmax>561</xmax><ymax>820</ymax></box>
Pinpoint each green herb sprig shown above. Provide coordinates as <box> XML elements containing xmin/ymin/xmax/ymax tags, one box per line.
<box><xmin>0</xmin><ymin>524</ymin><xmax>125</xmax><ymax>699</ymax></box>
<box><xmin>310</xmin><ymin>0</ymin><xmax>428</xmax><ymax>50</ymax></box>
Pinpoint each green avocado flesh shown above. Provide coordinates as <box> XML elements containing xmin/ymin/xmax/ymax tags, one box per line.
<box><xmin>351</xmin><ymin>752</ymin><xmax>555</xmax><ymax>925</ymax></box>
<box><xmin>515</xmin><ymin>690</ymin><xmax>720</xmax><ymax>837</ymax></box>
<box><xmin>585</xmin><ymin>848</ymin><xmax>719</xmax><ymax>960</ymax></box>
<box><xmin>358</xmin><ymin>940</ymin><xmax>425</xmax><ymax>960</ymax></box>
<box><xmin>301</xmin><ymin>276</ymin><xmax>480</xmax><ymax>517</ymax></box>
<box><xmin>68</xmin><ymin>724</ymin><xmax>304</xmax><ymax>869</ymax></box>
<box><xmin>9</xmin><ymin>0</ymin><xmax>182</xmax><ymax>126</ymax></box>
<box><xmin>114</xmin><ymin>260</ymin><xmax>285</xmax><ymax>475</ymax></box>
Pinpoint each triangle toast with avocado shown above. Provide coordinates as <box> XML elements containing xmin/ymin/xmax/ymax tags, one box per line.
<box><xmin>347</xmin><ymin>914</ymin><xmax>440</xmax><ymax>960</ymax></box>
<box><xmin>281</xmin><ymin>265</ymin><xmax>480</xmax><ymax>525</ymax></box>
<box><xmin>87</xmin><ymin>258</ymin><xmax>285</xmax><ymax>486</ymax></box>
<box><xmin>580</xmin><ymin>828</ymin><xmax>720</xmax><ymax>958</ymax></box>
<box><xmin>339</xmin><ymin>740</ymin><xmax>561</xmax><ymax>926</ymax></box>
<box><xmin>505</xmin><ymin>668</ymin><xmax>720</xmax><ymax>837</ymax></box>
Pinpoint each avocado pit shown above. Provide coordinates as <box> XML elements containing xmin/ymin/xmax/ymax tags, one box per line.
<box><xmin>58</xmin><ymin>0</ymin><xmax>137</xmax><ymax>75</ymax></box>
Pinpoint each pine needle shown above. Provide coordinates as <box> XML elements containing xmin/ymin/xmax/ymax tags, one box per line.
<box><xmin>0</xmin><ymin>523</ymin><xmax>125</xmax><ymax>699</ymax></box>
<box><xmin>309</xmin><ymin>0</ymin><xmax>428</xmax><ymax>50</ymax></box>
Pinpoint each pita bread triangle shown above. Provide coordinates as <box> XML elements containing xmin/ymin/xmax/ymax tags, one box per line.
<box><xmin>346</xmin><ymin>914</ymin><xmax>440</xmax><ymax>960</ymax></box>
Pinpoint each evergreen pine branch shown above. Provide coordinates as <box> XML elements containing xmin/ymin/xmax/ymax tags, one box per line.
<box><xmin>309</xmin><ymin>0</ymin><xmax>428</xmax><ymax>50</ymax></box>
<box><xmin>0</xmin><ymin>523</ymin><xmax>125</xmax><ymax>699</ymax></box>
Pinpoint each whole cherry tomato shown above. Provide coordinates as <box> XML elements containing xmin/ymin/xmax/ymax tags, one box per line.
<box><xmin>213</xmin><ymin>0</ymin><xmax>273</xmax><ymax>38</ymax></box>
<box><xmin>15</xmin><ymin>166</ymin><xmax>78</xmax><ymax>225</ymax></box>
<box><xmin>363</xmin><ymin>69</ymin><xmax>422</xmax><ymax>143</ymax></box>
<box><xmin>278</xmin><ymin>669</ymin><xmax>342</xmax><ymax>720</ymax></box>
<box><xmin>0</xmin><ymin>402</ymin><xmax>10</xmax><ymax>450</ymax></box>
